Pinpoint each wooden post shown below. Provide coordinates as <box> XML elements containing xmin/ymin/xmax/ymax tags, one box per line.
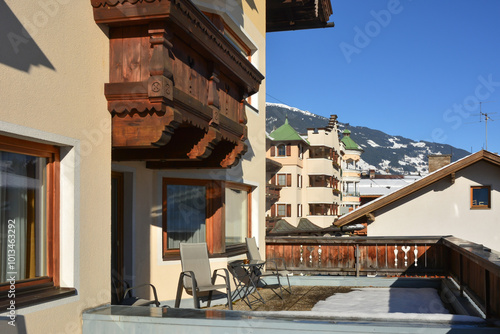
<box><xmin>356</xmin><ymin>244</ymin><xmax>360</xmax><ymax>277</ymax></box>
<box><xmin>459</xmin><ymin>253</ymin><xmax>464</xmax><ymax>297</ymax></box>
<box><xmin>485</xmin><ymin>269</ymin><xmax>491</xmax><ymax>318</ymax></box>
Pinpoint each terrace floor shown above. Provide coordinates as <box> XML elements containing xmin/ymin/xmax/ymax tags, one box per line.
<box><xmin>83</xmin><ymin>276</ymin><xmax>499</xmax><ymax>333</ymax></box>
<box><xmin>211</xmin><ymin>285</ymin><xmax>353</xmax><ymax>311</ymax></box>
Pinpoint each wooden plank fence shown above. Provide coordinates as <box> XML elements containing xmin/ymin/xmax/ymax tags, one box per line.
<box><xmin>266</xmin><ymin>236</ymin><xmax>446</xmax><ymax>276</ymax></box>
<box><xmin>265</xmin><ymin>236</ymin><xmax>500</xmax><ymax>319</ymax></box>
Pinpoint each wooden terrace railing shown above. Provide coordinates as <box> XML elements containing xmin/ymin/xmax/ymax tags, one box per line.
<box><xmin>265</xmin><ymin>235</ymin><xmax>500</xmax><ymax>319</ymax></box>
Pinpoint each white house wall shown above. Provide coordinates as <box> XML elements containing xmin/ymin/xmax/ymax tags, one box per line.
<box><xmin>368</xmin><ymin>161</ymin><xmax>500</xmax><ymax>252</ymax></box>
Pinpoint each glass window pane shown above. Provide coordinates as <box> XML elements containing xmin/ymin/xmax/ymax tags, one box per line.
<box><xmin>166</xmin><ymin>184</ymin><xmax>206</xmax><ymax>249</ymax></box>
<box><xmin>277</xmin><ymin>204</ymin><xmax>286</xmax><ymax>216</ymax></box>
<box><xmin>225</xmin><ymin>188</ymin><xmax>248</xmax><ymax>246</ymax></box>
<box><xmin>278</xmin><ymin>145</ymin><xmax>286</xmax><ymax>156</ymax></box>
<box><xmin>0</xmin><ymin>151</ymin><xmax>47</xmax><ymax>283</ymax></box>
<box><xmin>472</xmin><ymin>187</ymin><xmax>490</xmax><ymax>208</ymax></box>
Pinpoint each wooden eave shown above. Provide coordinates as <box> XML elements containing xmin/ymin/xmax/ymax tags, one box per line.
<box><xmin>90</xmin><ymin>0</ymin><xmax>264</xmax><ymax>168</ymax></box>
<box><xmin>266</xmin><ymin>0</ymin><xmax>334</xmax><ymax>32</ymax></box>
<box><xmin>335</xmin><ymin>150</ymin><xmax>500</xmax><ymax>227</ymax></box>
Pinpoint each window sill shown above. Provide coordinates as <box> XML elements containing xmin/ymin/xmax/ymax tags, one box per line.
<box><xmin>162</xmin><ymin>245</ymin><xmax>247</xmax><ymax>261</ymax></box>
<box><xmin>0</xmin><ymin>286</ymin><xmax>76</xmax><ymax>310</ymax></box>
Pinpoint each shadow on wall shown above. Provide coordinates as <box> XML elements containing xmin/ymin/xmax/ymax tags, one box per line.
<box><xmin>0</xmin><ymin>0</ymin><xmax>55</xmax><ymax>72</ymax></box>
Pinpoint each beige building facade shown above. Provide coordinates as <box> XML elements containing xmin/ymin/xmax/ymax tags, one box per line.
<box><xmin>267</xmin><ymin>116</ymin><xmax>342</xmax><ymax>228</ymax></box>
<box><xmin>0</xmin><ymin>1</ymin><xmax>110</xmax><ymax>333</ymax></box>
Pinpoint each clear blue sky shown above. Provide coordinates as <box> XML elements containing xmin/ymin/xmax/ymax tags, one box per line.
<box><xmin>266</xmin><ymin>0</ymin><xmax>500</xmax><ymax>154</ymax></box>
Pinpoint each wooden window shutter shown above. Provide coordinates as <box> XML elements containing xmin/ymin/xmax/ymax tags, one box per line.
<box><xmin>271</xmin><ymin>204</ymin><xmax>276</xmax><ymax>217</ymax></box>
<box><xmin>286</xmin><ymin>145</ymin><xmax>291</xmax><ymax>156</ymax></box>
<box><xmin>286</xmin><ymin>204</ymin><xmax>291</xmax><ymax>217</ymax></box>
<box><xmin>286</xmin><ymin>174</ymin><xmax>292</xmax><ymax>187</ymax></box>
<box><xmin>271</xmin><ymin>175</ymin><xmax>276</xmax><ymax>185</ymax></box>
<box><xmin>270</xmin><ymin>145</ymin><xmax>276</xmax><ymax>156</ymax></box>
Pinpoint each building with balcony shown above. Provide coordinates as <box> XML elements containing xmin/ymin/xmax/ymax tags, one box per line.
<box><xmin>340</xmin><ymin>129</ymin><xmax>364</xmax><ymax>214</ymax></box>
<box><xmin>0</xmin><ymin>0</ymin><xmax>335</xmax><ymax>332</ymax></box>
<box><xmin>266</xmin><ymin>115</ymin><xmax>342</xmax><ymax>228</ymax></box>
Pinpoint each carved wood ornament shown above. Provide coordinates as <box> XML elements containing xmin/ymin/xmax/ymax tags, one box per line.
<box><xmin>91</xmin><ymin>0</ymin><xmax>263</xmax><ymax>168</ymax></box>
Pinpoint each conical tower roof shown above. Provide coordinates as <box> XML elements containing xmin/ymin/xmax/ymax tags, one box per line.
<box><xmin>341</xmin><ymin>129</ymin><xmax>363</xmax><ymax>151</ymax></box>
<box><xmin>269</xmin><ymin>118</ymin><xmax>309</xmax><ymax>144</ymax></box>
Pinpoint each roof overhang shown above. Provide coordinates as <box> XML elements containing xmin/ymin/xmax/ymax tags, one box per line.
<box><xmin>266</xmin><ymin>0</ymin><xmax>334</xmax><ymax>32</ymax></box>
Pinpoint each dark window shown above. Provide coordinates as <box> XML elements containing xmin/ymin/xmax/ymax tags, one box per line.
<box><xmin>471</xmin><ymin>186</ymin><xmax>491</xmax><ymax>209</ymax></box>
<box><xmin>277</xmin><ymin>145</ymin><xmax>286</xmax><ymax>157</ymax></box>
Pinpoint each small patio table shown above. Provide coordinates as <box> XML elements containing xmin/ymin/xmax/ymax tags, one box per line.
<box><xmin>228</xmin><ymin>259</ymin><xmax>266</xmax><ymax>308</ymax></box>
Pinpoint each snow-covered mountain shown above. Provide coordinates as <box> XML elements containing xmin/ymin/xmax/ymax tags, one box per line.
<box><xmin>266</xmin><ymin>103</ymin><xmax>470</xmax><ymax>175</ymax></box>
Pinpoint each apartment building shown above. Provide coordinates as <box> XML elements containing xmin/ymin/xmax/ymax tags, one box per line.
<box><xmin>266</xmin><ymin>116</ymin><xmax>342</xmax><ymax>228</ymax></box>
<box><xmin>340</xmin><ymin>129</ymin><xmax>363</xmax><ymax>214</ymax></box>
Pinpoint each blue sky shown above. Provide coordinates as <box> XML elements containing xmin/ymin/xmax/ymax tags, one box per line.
<box><xmin>266</xmin><ymin>0</ymin><xmax>500</xmax><ymax>154</ymax></box>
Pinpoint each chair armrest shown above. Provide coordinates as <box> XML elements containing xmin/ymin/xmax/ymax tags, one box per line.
<box><xmin>123</xmin><ymin>283</ymin><xmax>160</xmax><ymax>307</ymax></box>
<box><xmin>212</xmin><ymin>268</ymin><xmax>230</xmax><ymax>285</ymax></box>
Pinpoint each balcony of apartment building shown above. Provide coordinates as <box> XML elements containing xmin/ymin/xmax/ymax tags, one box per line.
<box><xmin>342</xmin><ymin>159</ymin><xmax>362</xmax><ymax>178</ymax></box>
<box><xmin>91</xmin><ymin>0</ymin><xmax>264</xmax><ymax>168</ymax></box>
<box><xmin>84</xmin><ymin>235</ymin><xmax>500</xmax><ymax>333</ymax></box>
<box><xmin>307</xmin><ymin>174</ymin><xmax>340</xmax><ymax>202</ymax></box>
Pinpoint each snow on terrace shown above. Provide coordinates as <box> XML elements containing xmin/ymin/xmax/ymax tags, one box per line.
<box><xmin>312</xmin><ymin>287</ymin><xmax>448</xmax><ymax>315</ymax></box>
<box><xmin>250</xmin><ymin>287</ymin><xmax>484</xmax><ymax>324</ymax></box>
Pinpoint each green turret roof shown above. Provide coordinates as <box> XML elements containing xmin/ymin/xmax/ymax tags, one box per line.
<box><xmin>341</xmin><ymin>129</ymin><xmax>363</xmax><ymax>151</ymax></box>
<box><xmin>269</xmin><ymin>118</ymin><xmax>309</xmax><ymax>144</ymax></box>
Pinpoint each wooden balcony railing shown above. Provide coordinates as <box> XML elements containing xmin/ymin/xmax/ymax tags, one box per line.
<box><xmin>266</xmin><ymin>235</ymin><xmax>500</xmax><ymax>319</ymax></box>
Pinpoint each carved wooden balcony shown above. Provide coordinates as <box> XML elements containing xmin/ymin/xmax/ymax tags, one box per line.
<box><xmin>90</xmin><ymin>0</ymin><xmax>264</xmax><ymax>168</ymax></box>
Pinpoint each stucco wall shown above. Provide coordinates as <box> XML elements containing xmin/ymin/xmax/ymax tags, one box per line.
<box><xmin>0</xmin><ymin>1</ymin><xmax>110</xmax><ymax>333</ymax></box>
<box><xmin>368</xmin><ymin>161</ymin><xmax>500</xmax><ymax>251</ymax></box>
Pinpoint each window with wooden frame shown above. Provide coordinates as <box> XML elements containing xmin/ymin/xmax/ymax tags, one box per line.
<box><xmin>297</xmin><ymin>204</ymin><xmax>302</xmax><ymax>217</ymax></box>
<box><xmin>0</xmin><ymin>135</ymin><xmax>73</xmax><ymax>308</ymax></box>
<box><xmin>277</xmin><ymin>144</ymin><xmax>287</xmax><ymax>157</ymax></box>
<box><xmin>470</xmin><ymin>186</ymin><xmax>491</xmax><ymax>209</ymax></box>
<box><xmin>276</xmin><ymin>203</ymin><xmax>291</xmax><ymax>217</ymax></box>
<box><xmin>162</xmin><ymin>178</ymin><xmax>251</xmax><ymax>259</ymax></box>
<box><xmin>277</xmin><ymin>173</ymin><xmax>292</xmax><ymax>187</ymax></box>
<box><xmin>225</xmin><ymin>182</ymin><xmax>251</xmax><ymax>248</ymax></box>
<box><xmin>297</xmin><ymin>174</ymin><xmax>302</xmax><ymax>188</ymax></box>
